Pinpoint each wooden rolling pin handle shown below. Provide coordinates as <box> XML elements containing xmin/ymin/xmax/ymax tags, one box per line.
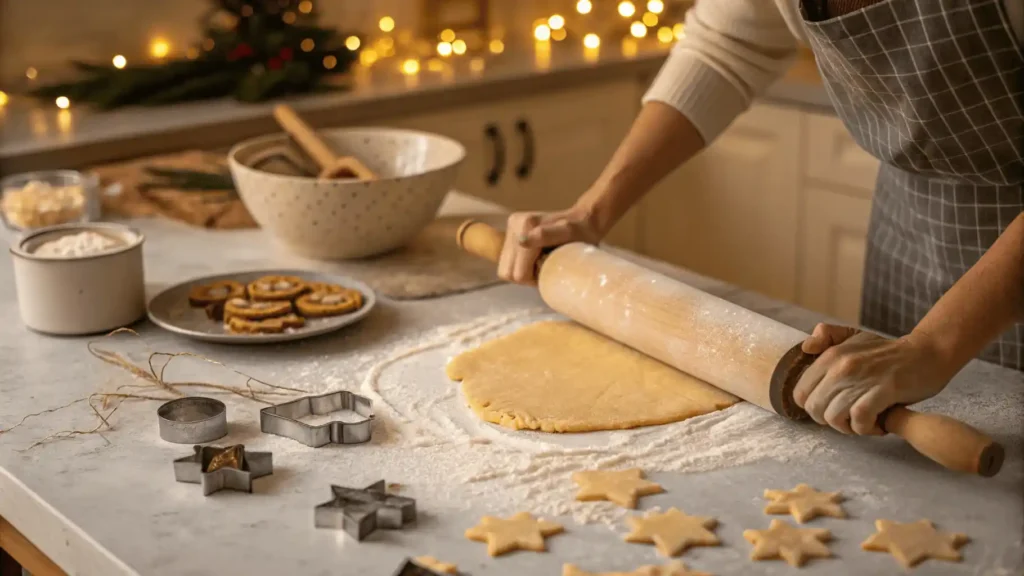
<box><xmin>272</xmin><ymin>104</ymin><xmax>338</xmax><ymax>171</ymax></box>
<box><xmin>881</xmin><ymin>406</ymin><xmax>1004</xmax><ymax>477</ymax></box>
<box><xmin>456</xmin><ymin>219</ymin><xmax>504</xmax><ymax>263</ymax></box>
<box><xmin>774</xmin><ymin>344</ymin><xmax>1005</xmax><ymax>477</ymax></box>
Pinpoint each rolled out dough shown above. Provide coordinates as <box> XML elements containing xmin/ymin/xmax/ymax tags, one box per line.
<box><xmin>446</xmin><ymin>320</ymin><xmax>739</xmax><ymax>433</ymax></box>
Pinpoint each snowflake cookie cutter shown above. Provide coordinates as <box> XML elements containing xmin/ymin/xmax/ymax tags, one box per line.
<box><xmin>260</xmin><ymin>390</ymin><xmax>375</xmax><ymax>447</ymax></box>
<box><xmin>173</xmin><ymin>444</ymin><xmax>273</xmax><ymax>496</ymax></box>
<box><xmin>314</xmin><ymin>480</ymin><xmax>416</xmax><ymax>541</ymax></box>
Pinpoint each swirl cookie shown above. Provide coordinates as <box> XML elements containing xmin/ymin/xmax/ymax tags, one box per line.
<box><xmin>226</xmin><ymin>314</ymin><xmax>306</xmax><ymax>334</ymax></box>
<box><xmin>223</xmin><ymin>298</ymin><xmax>293</xmax><ymax>321</ymax></box>
<box><xmin>296</xmin><ymin>287</ymin><xmax>363</xmax><ymax>318</ymax></box>
<box><xmin>188</xmin><ymin>280</ymin><xmax>246</xmax><ymax>307</ymax></box>
<box><xmin>247</xmin><ymin>275</ymin><xmax>308</xmax><ymax>301</ymax></box>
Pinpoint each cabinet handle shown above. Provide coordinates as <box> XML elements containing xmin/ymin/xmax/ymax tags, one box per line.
<box><xmin>484</xmin><ymin>123</ymin><xmax>505</xmax><ymax>186</ymax></box>
<box><xmin>515</xmin><ymin>119</ymin><xmax>534</xmax><ymax>180</ymax></box>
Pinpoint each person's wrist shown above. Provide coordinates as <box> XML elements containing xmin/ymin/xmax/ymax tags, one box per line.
<box><xmin>573</xmin><ymin>187</ymin><xmax>615</xmax><ymax>239</ymax></box>
<box><xmin>903</xmin><ymin>328</ymin><xmax>960</xmax><ymax>386</ymax></box>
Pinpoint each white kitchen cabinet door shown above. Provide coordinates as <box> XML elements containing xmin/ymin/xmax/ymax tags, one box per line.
<box><xmin>798</xmin><ymin>185</ymin><xmax>873</xmax><ymax>324</ymax></box>
<box><xmin>805</xmin><ymin>112</ymin><xmax>881</xmax><ymax>191</ymax></box>
<box><xmin>503</xmin><ymin>79</ymin><xmax>641</xmax><ymax>250</ymax></box>
<box><xmin>640</xmin><ymin>103</ymin><xmax>803</xmax><ymax>302</ymax></box>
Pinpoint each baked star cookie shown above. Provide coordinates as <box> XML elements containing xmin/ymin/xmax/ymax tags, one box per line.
<box><xmin>224</xmin><ymin>298</ymin><xmax>293</xmax><ymax>321</ymax></box>
<box><xmin>296</xmin><ymin>286</ymin><xmax>363</xmax><ymax>318</ymax></box>
<box><xmin>763</xmin><ymin>483</ymin><xmax>846</xmax><ymax>523</ymax></box>
<box><xmin>465</xmin><ymin>512</ymin><xmax>564</xmax><ymax>556</ymax></box>
<box><xmin>861</xmin><ymin>519</ymin><xmax>968</xmax><ymax>569</ymax></box>
<box><xmin>743</xmin><ymin>519</ymin><xmax>832</xmax><ymax>567</ymax></box>
<box><xmin>247</xmin><ymin>275</ymin><xmax>307</xmax><ymax>301</ymax></box>
<box><xmin>572</xmin><ymin>468</ymin><xmax>664</xmax><ymax>509</ymax></box>
<box><xmin>226</xmin><ymin>314</ymin><xmax>305</xmax><ymax>334</ymax></box>
<box><xmin>188</xmin><ymin>280</ymin><xmax>245</xmax><ymax>307</ymax></box>
<box><xmin>563</xmin><ymin>561</ymin><xmax>711</xmax><ymax>576</ymax></box>
<box><xmin>624</xmin><ymin>508</ymin><xmax>719</xmax><ymax>557</ymax></box>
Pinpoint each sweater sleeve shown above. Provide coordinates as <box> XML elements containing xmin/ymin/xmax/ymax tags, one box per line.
<box><xmin>642</xmin><ymin>0</ymin><xmax>802</xmax><ymax>145</ymax></box>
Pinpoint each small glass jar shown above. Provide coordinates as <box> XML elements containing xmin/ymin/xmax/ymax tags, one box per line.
<box><xmin>0</xmin><ymin>170</ymin><xmax>101</xmax><ymax>231</ymax></box>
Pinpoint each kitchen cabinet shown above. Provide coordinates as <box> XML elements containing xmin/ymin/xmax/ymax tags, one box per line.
<box><xmin>384</xmin><ymin>79</ymin><xmax>641</xmax><ymax>249</ymax></box>
<box><xmin>639</xmin><ymin>103</ymin><xmax>804</xmax><ymax>304</ymax></box>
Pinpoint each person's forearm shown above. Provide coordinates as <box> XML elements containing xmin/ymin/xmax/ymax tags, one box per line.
<box><xmin>575</xmin><ymin>101</ymin><xmax>705</xmax><ymax>236</ymax></box>
<box><xmin>912</xmin><ymin>212</ymin><xmax>1024</xmax><ymax>378</ymax></box>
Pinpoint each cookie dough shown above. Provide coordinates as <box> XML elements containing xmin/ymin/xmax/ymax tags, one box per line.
<box><xmin>572</xmin><ymin>468</ymin><xmax>664</xmax><ymax>509</ymax></box>
<box><xmin>247</xmin><ymin>275</ymin><xmax>307</xmax><ymax>301</ymax></box>
<box><xmin>226</xmin><ymin>314</ymin><xmax>305</xmax><ymax>334</ymax></box>
<box><xmin>464</xmin><ymin>512</ymin><xmax>564</xmax><ymax>557</ymax></box>
<box><xmin>188</xmin><ymin>280</ymin><xmax>245</xmax><ymax>307</ymax></box>
<box><xmin>413</xmin><ymin>556</ymin><xmax>458</xmax><ymax>574</ymax></box>
<box><xmin>446</xmin><ymin>321</ymin><xmax>738</xmax><ymax>433</ymax></box>
<box><xmin>296</xmin><ymin>288</ymin><xmax>362</xmax><ymax>318</ymax></box>
<box><xmin>625</xmin><ymin>508</ymin><xmax>719</xmax><ymax>557</ymax></box>
<box><xmin>224</xmin><ymin>298</ymin><xmax>293</xmax><ymax>321</ymax></box>
<box><xmin>861</xmin><ymin>519</ymin><xmax>968</xmax><ymax>569</ymax></box>
<box><xmin>763</xmin><ymin>484</ymin><xmax>846</xmax><ymax>523</ymax></box>
<box><xmin>563</xmin><ymin>561</ymin><xmax>710</xmax><ymax>576</ymax></box>
<box><xmin>743</xmin><ymin>519</ymin><xmax>832</xmax><ymax>567</ymax></box>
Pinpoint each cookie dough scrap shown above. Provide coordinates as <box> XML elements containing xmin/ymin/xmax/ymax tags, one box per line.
<box><xmin>572</xmin><ymin>468</ymin><xmax>664</xmax><ymax>509</ymax></box>
<box><xmin>563</xmin><ymin>560</ymin><xmax>711</xmax><ymax>576</ymax></box>
<box><xmin>743</xmin><ymin>519</ymin><xmax>832</xmax><ymax>567</ymax></box>
<box><xmin>413</xmin><ymin>556</ymin><xmax>458</xmax><ymax>574</ymax></box>
<box><xmin>446</xmin><ymin>321</ymin><xmax>739</xmax><ymax>433</ymax></box>
<box><xmin>862</xmin><ymin>519</ymin><xmax>969</xmax><ymax>569</ymax></box>
<box><xmin>624</xmin><ymin>508</ymin><xmax>720</xmax><ymax>557</ymax></box>
<box><xmin>464</xmin><ymin>512</ymin><xmax>564</xmax><ymax>557</ymax></box>
<box><xmin>763</xmin><ymin>483</ymin><xmax>846</xmax><ymax>523</ymax></box>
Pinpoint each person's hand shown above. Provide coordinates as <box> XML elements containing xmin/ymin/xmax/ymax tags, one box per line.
<box><xmin>498</xmin><ymin>206</ymin><xmax>603</xmax><ymax>284</ymax></box>
<box><xmin>792</xmin><ymin>324</ymin><xmax>951</xmax><ymax>436</ymax></box>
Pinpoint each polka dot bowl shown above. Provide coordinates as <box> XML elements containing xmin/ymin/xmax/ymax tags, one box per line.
<box><xmin>228</xmin><ymin>128</ymin><xmax>465</xmax><ymax>260</ymax></box>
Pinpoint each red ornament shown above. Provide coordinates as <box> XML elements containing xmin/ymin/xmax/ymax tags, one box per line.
<box><xmin>268</xmin><ymin>57</ymin><xmax>284</xmax><ymax>70</ymax></box>
<box><xmin>279</xmin><ymin>47</ymin><xmax>294</xmax><ymax>61</ymax></box>
<box><xmin>229</xmin><ymin>43</ymin><xmax>254</xmax><ymax>61</ymax></box>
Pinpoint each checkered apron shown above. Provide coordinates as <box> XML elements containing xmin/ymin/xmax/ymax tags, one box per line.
<box><xmin>801</xmin><ymin>0</ymin><xmax>1024</xmax><ymax>370</ymax></box>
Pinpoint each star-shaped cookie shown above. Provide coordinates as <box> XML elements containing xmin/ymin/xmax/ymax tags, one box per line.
<box><xmin>413</xmin><ymin>556</ymin><xmax>458</xmax><ymax>574</ymax></box>
<box><xmin>563</xmin><ymin>560</ymin><xmax>711</xmax><ymax>576</ymax></box>
<box><xmin>465</xmin><ymin>512</ymin><xmax>564</xmax><ymax>556</ymax></box>
<box><xmin>861</xmin><ymin>519</ymin><xmax>969</xmax><ymax>568</ymax></box>
<box><xmin>763</xmin><ymin>483</ymin><xmax>846</xmax><ymax>523</ymax></box>
<box><xmin>743</xmin><ymin>519</ymin><xmax>832</xmax><ymax>567</ymax></box>
<box><xmin>624</xmin><ymin>508</ymin><xmax>719</xmax><ymax>557</ymax></box>
<box><xmin>572</xmin><ymin>468</ymin><xmax>664</xmax><ymax>509</ymax></box>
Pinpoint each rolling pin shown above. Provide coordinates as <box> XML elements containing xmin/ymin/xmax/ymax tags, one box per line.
<box><xmin>455</xmin><ymin>220</ymin><xmax>1005</xmax><ymax>477</ymax></box>
<box><xmin>272</xmin><ymin>104</ymin><xmax>377</xmax><ymax>180</ymax></box>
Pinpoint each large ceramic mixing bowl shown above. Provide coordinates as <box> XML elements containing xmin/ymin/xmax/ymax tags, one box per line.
<box><xmin>229</xmin><ymin>127</ymin><xmax>465</xmax><ymax>260</ymax></box>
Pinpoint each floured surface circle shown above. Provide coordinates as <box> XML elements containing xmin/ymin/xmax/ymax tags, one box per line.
<box><xmin>446</xmin><ymin>320</ymin><xmax>739</xmax><ymax>433</ymax></box>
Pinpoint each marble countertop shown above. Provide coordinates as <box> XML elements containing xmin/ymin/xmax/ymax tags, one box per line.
<box><xmin>1</xmin><ymin>193</ymin><xmax>1020</xmax><ymax>576</ymax></box>
<box><xmin>0</xmin><ymin>44</ymin><xmax>832</xmax><ymax>174</ymax></box>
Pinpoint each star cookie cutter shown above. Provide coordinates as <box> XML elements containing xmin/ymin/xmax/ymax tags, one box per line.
<box><xmin>157</xmin><ymin>397</ymin><xmax>228</xmax><ymax>444</ymax></box>
<box><xmin>314</xmin><ymin>480</ymin><xmax>416</xmax><ymax>541</ymax></box>
<box><xmin>260</xmin><ymin>390</ymin><xmax>374</xmax><ymax>447</ymax></box>
<box><xmin>392</xmin><ymin>558</ymin><xmax>447</xmax><ymax>576</ymax></box>
<box><xmin>173</xmin><ymin>444</ymin><xmax>273</xmax><ymax>496</ymax></box>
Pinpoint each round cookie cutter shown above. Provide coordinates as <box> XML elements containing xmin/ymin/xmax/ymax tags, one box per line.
<box><xmin>158</xmin><ymin>397</ymin><xmax>228</xmax><ymax>444</ymax></box>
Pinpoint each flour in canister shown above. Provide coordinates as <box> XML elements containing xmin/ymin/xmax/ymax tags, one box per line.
<box><xmin>34</xmin><ymin>231</ymin><xmax>123</xmax><ymax>258</ymax></box>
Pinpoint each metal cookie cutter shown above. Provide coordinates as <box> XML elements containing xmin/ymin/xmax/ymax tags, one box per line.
<box><xmin>173</xmin><ymin>444</ymin><xmax>273</xmax><ymax>496</ymax></box>
<box><xmin>314</xmin><ymin>480</ymin><xmax>416</xmax><ymax>541</ymax></box>
<box><xmin>260</xmin><ymin>390</ymin><xmax>374</xmax><ymax>447</ymax></box>
<box><xmin>158</xmin><ymin>397</ymin><xmax>228</xmax><ymax>444</ymax></box>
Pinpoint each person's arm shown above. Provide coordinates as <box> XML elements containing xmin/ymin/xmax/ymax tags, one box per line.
<box><xmin>794</xmin><ymin>212</ymin><xmax>1024</xmax><ymax>435</ymax></box>
<box><xmin>498</xmin><ymin>0</ymin><xmax>801</xmax><ymax>283</ymax></box>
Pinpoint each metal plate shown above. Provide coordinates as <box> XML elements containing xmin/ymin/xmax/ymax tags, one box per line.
<box><xmin>146</xmin><ymin>269</ymin><xmax>376</xmax><ymax>344</ymax></box>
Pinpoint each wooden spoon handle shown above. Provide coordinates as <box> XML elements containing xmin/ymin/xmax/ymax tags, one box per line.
<box><xmin>272</xmin><ymin>104</ymin><xmax>337</xmax><ymax>171</ymax></box>
<box><xmin>881</xmin><ymin>405</ymin><xmax>1004</xmax><ymax>477</ymax></box>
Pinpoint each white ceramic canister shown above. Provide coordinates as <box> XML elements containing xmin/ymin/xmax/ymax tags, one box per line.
<box><xmin>10</xmin><ymin>223</ymin><xmax>146</xmax><ymax>335</ymax></box>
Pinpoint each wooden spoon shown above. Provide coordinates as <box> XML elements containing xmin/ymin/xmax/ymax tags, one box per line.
<box><xmin>272</xmin><ymin>104</ymin><xmax>377</xmax><ymax>180</ymax></box>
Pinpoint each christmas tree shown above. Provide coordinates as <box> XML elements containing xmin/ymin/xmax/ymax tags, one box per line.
<box><xmin>30</xmin><ymin>0</ymin><xmax>358</xmax><ymax>109</ymax></box>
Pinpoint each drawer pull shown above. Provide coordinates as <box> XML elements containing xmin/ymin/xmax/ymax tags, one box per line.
<box><xmin>484</xmin><ymin>123</ymin><xmax>505</xmax><ymax>186</ymax></box>
<box><xmin>515</xmin><ymin>119</ymin><xmax>535</xmax><ymax>180</ymax></box>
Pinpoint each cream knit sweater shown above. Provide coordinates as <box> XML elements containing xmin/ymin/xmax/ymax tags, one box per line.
<box><xmin>643</xmin><ymin>0</ymin><xmax>1024</xmax><ymax>145</ymax></box>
